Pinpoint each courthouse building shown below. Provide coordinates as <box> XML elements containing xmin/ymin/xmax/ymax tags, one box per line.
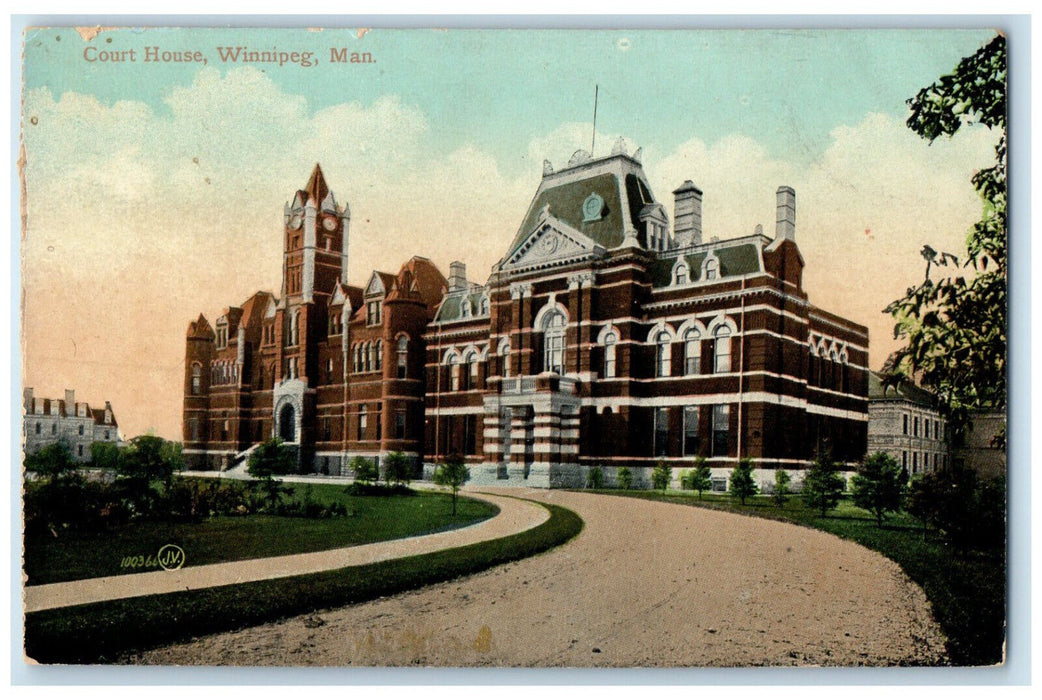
<box><xmin>183</xmin><ymin>144</ymin><xmax>869</xmax><ymax>487</ymax></box>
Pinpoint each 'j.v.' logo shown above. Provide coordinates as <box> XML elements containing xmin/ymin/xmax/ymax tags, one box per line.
<box><xmin>157</xmin><ymin>544</ymin><xmax>186</xmax><ymax>571</ymax></box>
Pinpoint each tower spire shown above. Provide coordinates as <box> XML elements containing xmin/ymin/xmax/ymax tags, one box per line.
<box><xmin>304</xmin><ymin>163</ymin><xmax>329</xmax><ymax>205</ymax></box>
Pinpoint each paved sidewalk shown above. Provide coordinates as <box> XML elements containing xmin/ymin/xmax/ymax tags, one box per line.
<box><xmin>24</xmin><ymin>490</ymin><xmax>548</xmax><ymax>613</ymax></box>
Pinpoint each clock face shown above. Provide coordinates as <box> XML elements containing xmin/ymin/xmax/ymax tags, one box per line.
<box><xmin>289</xmin><ymin>213</ymin><xmax>303</xmax><ymax>230</ymax></box>
<box><xmin>322</xmin><ymin>217</ymin><xmax>337</xmax><ymax>231</ymax></box>
<box><xmin>582</xmin><ymin>192</ymin><xmax>604</xmax><ymax>221</ymax></box>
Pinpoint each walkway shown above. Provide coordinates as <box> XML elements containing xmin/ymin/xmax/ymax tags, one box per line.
<box><xmin>135</xmin><ymin>488</ymin><xmax>948</xmax><ymax>667</ymax></box>
<box><xmin>24</xmin><ymin>490</ymin><xmax>548</xmax><ymax>613</ymax></box>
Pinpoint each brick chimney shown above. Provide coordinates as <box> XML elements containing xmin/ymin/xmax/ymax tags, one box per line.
<box><xmin>448</xmin><ymin>261</ymin><xmax>467</xmax><ymax>290</ymax></box>
<box><xmin>776</xmin><ymin>186</ymin><xmax>796</xmax><ymax>241</ymax></box>
<box><xmin>672</xmin><ymin>181</ymin><xmax>703</xmax><ymax>247</ymax></box>
<box><xmin>65</xmin><ymin>389</ymin><xmax>75</xmax><ymax>413</ymax></box>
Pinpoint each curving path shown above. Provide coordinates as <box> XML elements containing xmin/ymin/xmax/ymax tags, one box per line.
<box><xmin>24</xmin><ymin>491</ymin><xmax>547</xmax><ymax>613</ymax></box>
<box><xmin>132</xmin><ymin>488</ymin><xmax>947</xmax><ymax>667</ymax></box>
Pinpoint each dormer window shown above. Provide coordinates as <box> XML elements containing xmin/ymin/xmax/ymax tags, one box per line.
<box><xmin>216</xmin><ymin>319</ymin><xmax>229</xmax><ymax>349</ymax></box>
<box><xmin>672</xmin><ymin>259</ymin><xmax>691</xmax><ymax>286</ymax></box>
<box><xmin>460</xmin><ymin>298</ymin><xmax>473</xmax><ymax>319</ymax></box>
<box><xmin>480</xmin><ymin>295</ymin><xmax>490</xmax><ymax>315</ymax></box>
<box><xmin>703</xmin><ymin>256</ymin><xmax>720</xmax><ymax>281</ymax></box>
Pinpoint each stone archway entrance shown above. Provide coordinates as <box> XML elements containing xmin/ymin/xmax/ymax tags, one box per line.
<box><xmin>278</xmin><ymin>403</ymin><xmax>296</xmax><ymax>443</ymax></box>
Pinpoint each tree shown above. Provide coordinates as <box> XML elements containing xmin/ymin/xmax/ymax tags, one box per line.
<box><xmin>802</xmin><ymin>451</ymin><xmax>845</xmax><ymax>516</ymax></box>
<box><xmin>651</xmin><ymin>461</ymin><xmax>671</xmax><ymax>491</ymax></box>
<box><xmin>772</xmin><ymin>469</ymin><xmax>792</xmax><ymax>507</ymax></box>
<box><xmin>907</xmin><ymin>464</ymin><xmax>1004</xmax><ymax>553</ymax></box>
<box><xmin>884</xmin><ymin>35</ymin><xmax>1007</xmax><ymax>445</ymax></box>
<box><xmin>383</xmin><ymin>451</ymin><xmax>413</xmax><ymax>487</ymax></box>
<box><xmin>432</xmin><ymin>454</ymin><xmax>470</xmax><ymax>515</ymax></box>
<box><xmin>24</xmin><ymin>440</ymin><xmax>77</xmax><ymax>478</ymax></box>
<box><xmin>617</xmin><ymin>466</ymin><xmax>633</xmax><ymax>490</ymax></box>
<box><xmin>728</xmin><ymin>457</ymin><xmax>758</xmax><ymax>506</ymax></box>
<box><xmin>688</xmin><ymin>457</ymin><xmax>712</xmax><ymax>500</ymax></box>
<box><xmin>247</xmin><ymin>438</ymin><xmax>294</xmax><ymax>511</ymax></box>
<box><xmin>350</xmin><ymin>455</ymin><xmax>378</xmax><ymax>484</ymax></box>
<box><xmin>89</xmin><ymin>441</ymin><xmax>123</xmax><ymax>472</ymax></box>
<box><xmin>851</xmin><ymin>452</ymin><xmax>907</xmax><ymax>526</ymax></box>
<box><xmin>121</xmin><ymin>435</ymin><xmax>179</xmax><ymax>489</ymax></box>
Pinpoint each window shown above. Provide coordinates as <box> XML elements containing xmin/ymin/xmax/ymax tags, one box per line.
<box><xmin>366</xmin><ymin>300</ymin><xmax>381</xmax><ymax>325</ymax></box>
<box><xmin>397</xmin><ymin>336</ymin><xmax>409</xmax><ymax>379</ymax></box>
<box><xmin>288</xmin><ymin>357</ymin><xmax>298</xmax><ymax>380</ymax></box>
<box><xmin>395</xmin><ymin>411</ymin><xmax>407</xmax><ymax>440</ymax></box>
<box><xmin>461</xmin><ymin>351</ymin><xmax>478</xmax><ymax>390</ymax></box>
<box><xmin>289</xmin><ymin>311</ymin><xmax>300</xmax><ymax>346</ymax></box>
<box><xmin>542</xmin><ymin>309</ymin><xmax>566</xmax><ymax>374</ymax></box>
<box><xmin>499</xmin><ymin>342</ymin><xmax>511</xmax><ymax>378</ymax></box>
<box><xmin>913</xmin><ymin>452</ymin><xmax>918</xmax><ymax>473</ymax></box>
<box><xmin>480</xmin><ymin>296</ymin><xmax>490</xmax><ymax>315</ymax></box>
<box><xmin>711</xmin><ymin>404</ymin><xmax>730</xmax><ymax>457</ymax></box>
<box><xmin>463</xmin><ymin>415</ymin><xmax>477</xmax><ymax>455</ymax></box>
<box><xmin>925</xmin><ymin>420</ymin><xmax>930</xmax><ymax>439</ymax></box>
<box><xmin>51</xmin><ymin>423</ymin><xmax>57</xmax><ymax>435</ymax></box>
<box><xmin>713</xmin><ymin>326</ymin><xmax>732</xmax><ymax>373</ymax></box>
<box><xmin>655</xmin><ymin>331</ymin><xmax>672</xmax><ymax>377</ymax></box>
<box><xmin>191</xmin><ymin>364</ymin><xmax>202</xmax><ymax>395</ymax></box>
<box><xmin>326</xmin><ymin>357</ymin><xmax>334</xmax><ymax>383</ymax></box>
<box><xmin>684</xmin><ymin>329</ymin><xmax>701</xmax><ymax>375</ymax></box>
<box><xmin>376</xmin><ymin>341</ymin><xmax>383</xmax><ymax>371</ymax></box>
<box><xmin>78</xmin><ymin>445</ymin><xmax>83</xmax><ymax>457</ymax></box>
<box><xmin>189</xmin><ymin>420</ymin><xmax>198</xmax><ymax>441</ymax></box>
<box><xmin>358</xmin><ymin>405</ymin><xmax>367</xmax><ymax>440</ymax></box>
<box><xmin>603</xmin><ymin>331</ymin><xmax>617</xmax><ymax>379</ymax></box>
<box><xmin>704</xmin><ymin>257</ymin><xmax>719</xmax><ymax>281</ymax></box>
<box><xmin>323</xmin><ymin>418</ymin><xmax>331</xmax><ymax>441</ymax></box>
<box><xmin>461</xmin><ymin>299</ymin><xmax>473</xmax><ymax>319</ymax></box>
<box><xmin>216</xmin><ymin>322</ymin><xmax>228</xmax><ymax>349</ymax></box>
<box><xmin>34</xmin><ymin>422</ymin><xmax>40</xmax><ymax>435</ymax></box>
<box><xmin>914</xmin><ymin>416</ymin><xmax>919</xmax><ymax>437</ymax></box>
<box><xmin>449</xmin><ymin>354</ymin><xmax>461</xmax><ymax>391</ymax></box>
<box><xmin>104</xmin><ymin>430</ymin><xmax>110</xmax><ymax>440</ymax></box>
<box><xmin>654</xmin><ymin>407</ymin><xmax>669</xmax><ymax>457</ymax></box>
<box><xmin>903</xmin><ymin>414</ymin><xmax>908</xmax><ymax>435</ymax></box>
<box><xmin>902</xmin><ymin>451</ymin><xmax>907</xmax><ymax>468</ymax></box>
<box><xmin>673</xmin><ymin>261</ymin><xmax>690</xmax><ymax>285</ymax></box>
<box><xmin>78</xmin><ymin>424</ymin><xmax>84</xmax><ymax>435</ymax></box>
<box><xmin>364</xmin><ymin>342</ymin><xmax>372</xmax><ymax>373</ymax></box>
<box><xmin>683</xmin><ymin>406</ymin><xmax>700</xmax><ymax>456</ymax></box>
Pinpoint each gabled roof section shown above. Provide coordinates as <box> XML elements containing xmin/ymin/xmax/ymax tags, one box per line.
<box><xmin>503</xmin><ymin>210</ymin><xmax>605</xmax><ymax>271</ymax></box>
<box><xmin>365</xmin><ymin>271</ymin><xmax>396</xmax><ymax>297</ymax></box>
<box><xmin>237</xmin><ymin>291</ymin><xmax>275</xmax><ymax>338</ymax></box>
<box><xmin>503</xmin><ymin>153</ymin><xmax>659</xmax><ymax>263</ymax></box>
<box><xmin>187</xmin><ymin>313</ymin><xmax>215</xmax><ymax>340</ymax></box>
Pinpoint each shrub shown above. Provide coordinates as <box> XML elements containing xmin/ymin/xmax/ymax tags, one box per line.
<box><xmin>350</xmin><ymin>456</ymin><xmax>379</xmax><ymax>484</ymax></box>
<box><xmin>585</xmin><ymin>466</ymin><xmax>604</xmax><ymax>489</ymax></box>
<box><xmin>802</xmin><ymin>451</ymin><xmax>845</xmax><ymax>516</ymax></box>
<box><xmin>383</xmin><ymin>452</ymin><xmax>413</xmax><ymax>487</ymax></box>
<box><xmin>432</xmin><ymin>454</ymin><xmax>470</xmax><ymax>515</ymax></box>
<box><xmin>247</xmin><ymin>438</ymin><xmax>296</xmax><ymax>479</ymax></box>
<box><xmin>24</xmin><ymin>440</ymin><xmax>77</xmax><ymax>478</ymax></box>
<box><xmin>651</xmin><ymin>461</ymin><xmax>671</xmax><ymax>491</ymax></box>
<box><xmin>617</xmin><ymin>467</ymin><xmax>633</xmax><ymax>490</ymax></box>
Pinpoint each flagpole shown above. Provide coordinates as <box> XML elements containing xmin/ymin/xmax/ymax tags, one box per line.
<box><xmin>591</xmin><ymin>85</ymin><xmax>599</xmax><ymax>156</ymax></box>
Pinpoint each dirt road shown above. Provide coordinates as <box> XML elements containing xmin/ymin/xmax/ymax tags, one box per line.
<box><xmin>132</xmin><ymin>489</ymin><xmax>946</xmax><ymax>667</ymax></box>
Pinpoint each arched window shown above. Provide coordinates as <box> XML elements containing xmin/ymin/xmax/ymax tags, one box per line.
<box><xmin>191</xmin><ymin>363</ymin><xmax>202</xmax><ymax>395</ymax></box>
<box><xmin>448</xmin><ymin>353</ymin><xmax>461</xmax><ymax>391</ymax></box>
<box><xmin>542</xmin><ymin>309</ymin><xmax>567</xmax><ymax>374</ymax></box>
<box><xmin>499</xmin><ymin>341</ymin><xmax>511</xmax><ymax>378</ymax></box>
<box><xmin>461</xmin><ymin>299</ymin><xmax>473</xmax><ymax>319</ymax></box>
<box><xmin>655</xmin><ymin>330</ymin><xmax>672</xmax><ymax>377</ymax></box>
<box><xmin>376</xmin><ymin>341</ymin><xmax>383</xmax><ymax>370</ymax></box>
<box><xmin>480</xmin><ymin>296</ymin><xmax>490</xmax><ymax>315</ymax></box>
<box><xmin>713</xmin><ymin>326</ymin><xmax>731</xmax><ymax>373</ymax></box>
<box><xmin>704</xmin><ymin>257</ymin><xmax>719</xmax><ymax>281</ymax></box>
<box><xmin>462</xmin><ymin>350</ymin><xmax>478</xmax><ymax>390</ymax></box>
<box><xmin>364</xmin><ymin>342</ymin><xmax>372</xmax><ymax>373</ymax></box>
<box><xmin>603</xmin><ymin>331</ymin><xmax>617</xmax><ymax>378</ymax></box>
<box><xmin>673</xmin><ymin>260</ymin><xmax>690</xmax><ymax>286</ymax></box>
<box><xmin>684</xmin><ymin>329</ymin><xmax>701</xmax><ymax>375</ymax></box>
<box><xmin>397</xmin><ymin>336</ymin><xmax>409</xmax><ymax>379</ymax></box>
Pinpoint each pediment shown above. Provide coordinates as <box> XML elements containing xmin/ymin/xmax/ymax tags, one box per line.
<box><xmin>504</xmin><ymin>215</ymin><xmax>602</xmax><ymax>270</ymax></box>
<box><xmin>365</xmin><ymin>272</ymin><xmax>386</xmax><ymax>296</ymax></box>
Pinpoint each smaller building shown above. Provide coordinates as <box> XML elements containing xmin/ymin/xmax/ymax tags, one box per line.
<box><xmin>867</xmin><ymin>372</ymin><xmax>947</xmax><ymax>475</ymax></box>
<box><xmin>952</xmin><ymin>410</ymin><xmax>1005</xmax><ymax>479</ymax></box>
<box><xmin>22</xmin><ymin>388</ymin><xmax>121</xmax><ymax>463</ymax></box>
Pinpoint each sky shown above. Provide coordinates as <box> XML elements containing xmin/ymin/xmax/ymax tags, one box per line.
<box><xmin>19</xmin><ymin>26</ymin><xmax>1000</xmax><ymax>440</ymax></box>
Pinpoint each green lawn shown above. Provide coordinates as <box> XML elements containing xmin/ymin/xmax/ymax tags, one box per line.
<box><xmin>24</xmin><ymin>481</ymin><xmax>498</xmax><ymax>585</ymax></box>
<box><xmin>25</xmin><ymin>498</ymin><xmax>584</xmax><ymax>664</ymax></box>
<box><xmin>596</xmin><ymin>489</ymin><xmax>1005</xmax><ymax>667</ymax></box>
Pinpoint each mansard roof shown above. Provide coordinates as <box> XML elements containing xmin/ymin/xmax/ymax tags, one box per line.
<box><xmin>648</xmin><ymin>238</ymin><xmax>763</xmax><ymax>288</ymax></box>
<box><xmin>504</xmin><ymin>153</ymin><xmax>658</xmax><ymax>262</ymax></box>
<box><xmin>397</xmin><ymin>256</ymin><xmax>448</xmax><ymax>313</ymax></box>
<box><xmin>433</xmin><ymin>287</ymin><xmax>488</xmax><ymax>324</ymax></box>
<box><xmin>237</xmin><ymin>291</ymin><xmax>276</xmax><ymax>337</ymax></box>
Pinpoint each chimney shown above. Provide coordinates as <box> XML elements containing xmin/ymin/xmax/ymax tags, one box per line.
<box><xmin>23</xmin><ymin>387</ymin><xmax>33</xmax><ymax>412</ymax></box>
<box><xmin>448</xmin><ymin>261</ymin><xmax>467</xmax><ymax>290</ymax></box>
<box><xmin>672</xmin><ymin>181</ymin><xmax>703</xmax><ymax>247</ymax></box>
<box><xmin>65</xmin><ymin>389</ymin><xmax>75</xmax><ymax>412</ymax></box>
<box><xmin>776</xmin><ymin>186</ymin><xmax>796</xmax><ymax>241</ymax></box>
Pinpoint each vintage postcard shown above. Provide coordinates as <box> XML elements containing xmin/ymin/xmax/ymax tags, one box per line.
<box><xmin>18</xmin><ymin>24</ymin><xmax>1008</xmax><ymax>670</ymax></box>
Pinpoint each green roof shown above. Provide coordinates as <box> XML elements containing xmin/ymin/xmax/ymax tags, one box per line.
<box><xmin>649</xmin><ymin>243</ymin><xmax>761</xmax><ymax>287</ymax></box>
<box><xmin>509</xmin><ymin>172</ymin><xmax>628</xmax><ymax>254</ymax></box>
<box><xmin>869</xmin><ymin>372</ymin><xmax>937</xmax><ymax>405</ymax></box>
<box><xmin>434</xmin><ymin>290</ymin><xmax>488</xmax><ymax>323</ymax></box>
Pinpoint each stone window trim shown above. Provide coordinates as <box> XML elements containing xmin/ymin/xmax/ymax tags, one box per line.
<box><xmin>671</xmin><ymin>258</ymin><xmax>692</xmax><ymax>286</ymax></box>
<box><xmin>396</xmin><ymin>333</ymin><xmax>410</xmax><ymax>379</ymax></box>
<box><xmin>701</xmin><ymin>254</ymin><xmax>720</xmax><ymax>281</ymax></box>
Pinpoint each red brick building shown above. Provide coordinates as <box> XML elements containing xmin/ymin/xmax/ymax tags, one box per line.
<box><xmin>184</xmin><ymin>149</ymin><xmax>868</xmax><ymax>488</ymax></box>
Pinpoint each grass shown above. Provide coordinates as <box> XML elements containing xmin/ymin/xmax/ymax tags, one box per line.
<box><xmin>595</xmin><ymin>489</ymin><xmax>1005</xmax><ymax>667</ymax></box>
<box><xmin>24</xmin><ymin>498</ymin><xmax>584</xmax><ymax>664</ymax></box>
<box><xmin>24</xmin><ymin>481</ymin><xmax>498</xmax><ymax>585</ymax></box>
